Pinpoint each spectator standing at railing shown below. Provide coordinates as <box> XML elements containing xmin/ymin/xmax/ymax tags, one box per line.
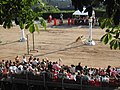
<box><xmin>32</xmin><ymin>58</ymin><xmax>38</xmax><ymax>66</ymax></box>
<box><xmin>70</xmin><ymin>72</ymin><xmax>76</xmax><ymax>81</ymax></box>
<box><xmin>15</xmin><ymin>56</ymin><xmax>20</xmax><ymax>64</ymax></box>
<box><xmin>48</xmin><ymin>61</ymin><xmax>52</xmax><ymax>72</ymax></box>
<box><xmin>0</xmin><ymin>63</ymin><xmax>2</xmax><ymax>72</ymax></box>
<box><xmin>2</xmin><ymin>66</ymin><xmax>9</xmax><ymax>78</ymax></box>
<box><xmin>9</xmin><ymin>63</ymin><xmax>14</xmax><ymax>74</ymax></box>
<box><xmin>106</xmin><ymin>65</ymin><xmax>112</xmax><ymax>76</ymax></box>
<box><xmin>66</xmin><ymin>70</ymin><xmax>71</xmax><ymax>79</ymax></box>
<box><xmin>28</xmin><ymin>55</ymin><xmax>34</xmax><ymax>63</ymax></box>
<box><xmin>12</xmin><ymin>62</ymin><xmax>18</xmax><ymax>74</ymax></box>
<box><xmin>4</xmin><ymin>60</ymin><xmax>9</xmax><ymax>70</ymax></box>
<box><xmin>111</xmin><ymin>68</ymin><xmax>120</xmax><ymax>80</ymax></box>
<box><xmin>22</xmin><ymin>55</ymin><xmax>27</xmax><ymax>64</ymax></box>
<box><xmin>70</xmin><ymin>64</ymin><xmax>75</xmax><ymax>73</ymax></box>
<box><xmin>89</xmin><ymin>76</ymin><xmax>95</xmax><ymax>85</ymax></box>
<box><xmin>58</xmin><ymin>69</ymin><xmax>66</xmax><ymax>79</ymax></box>
<box><xmin>89</xmin><ymin>68</ymin><xmax>94</xmax><ymax>76</ymax></box>
<box><xmin>100</xmin><ymin>69</ymin><xmax>106</xmax><ymax>76</ymax></box>
<box><xmin>101</xmin><ymin>75</ymin><xmax>109</xmax><ymax>83</ymax></box>
<box><xmin>84</xmin><ymin>66</ymin><xmax>89</xmax><ymax>73</ymax></box>
<box><xmin>1</xmin><ymin>60</ymin><xmax>5</xmax><ymax>68</ymax></box>
<box><xmin>94</xmin><ymin>74</ymin><xmax>101</xmax><ymax>86</ymax></box>
<box><xmin>41</xmin><ymin>59</ymin><xmax>46</xmax><ymax>70</ymax></box>
<box><xmin>52</xmin><ymin>69</ymin><xmax>58</xmax><ymax>80</ymax></box>
<box><xmin>37</xmin><ymin>58</ymin><xmax>40</xmax><ymax>65</ymax></box>
<box><xmin>82</xmin><ymin>73</ymin><xmax>90</xmax><ymax>84</ymax></box>
<box><xmin>52</xmin><ymin>62</ymin><xmax>61</xmax><ymax>71</ymax></box>
<box><xmin>75</xmin><ymin>62</ymin><xmax>83</xmax><ymax>73</ymax></box>
<box><xmin>44</xmin><ymin>57</ymin><xmax>50</xmax><ymax>69</ymax></box>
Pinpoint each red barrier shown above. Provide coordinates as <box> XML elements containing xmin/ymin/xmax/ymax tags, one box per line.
<box><xmin>71</xmin><ymin>19</ymin><xmax>74</xmax><ymax>25</ymax></box>
<box><xmin>54</xmin><ymin>18</ymin><xmax>57</xmax><ymax>26</ymax></box>
<box><xmin>68</xmin><ymin>18</ymin><xmax>70</xmax><ymax>25</ymax></box>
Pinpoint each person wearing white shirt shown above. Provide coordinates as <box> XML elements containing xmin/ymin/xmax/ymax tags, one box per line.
<box><xmin>22</xmin><ymin>55</ymin><xmax>27</xmax><ymax>64</ymax></box>
<box><xmin>9</xmin><ymin>65</ymin><xmax>13</xmax><ymax>73</ymax></box>
<box><xmin>32</xmin><ymin>58</ymin><xmax>38</xmax><ymax>66</ymax></box>
<box><xmin>70</xmin><ymin>64</ymin><xmax>76</xmax><ymax>73</ymax></box>
<box><xmin>13</xmin><ymin>65</ymin><xmax>18</xmax><ymax>73</ymax></box>
<box><xmin>18</xmin><ymin>64</ymin><xmax>23</xmax><ymax>71</ymax></box>
<box><xmin>70</xmin><ymin>73</ymin><xmax>76</xmax><ymax>81</ymax></box>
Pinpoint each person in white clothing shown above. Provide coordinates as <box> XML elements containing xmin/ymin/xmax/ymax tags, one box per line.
<box><xmin>22</xmin><ymin>55</ymin><xmax>27</xmax><ymax>64</ymax></box>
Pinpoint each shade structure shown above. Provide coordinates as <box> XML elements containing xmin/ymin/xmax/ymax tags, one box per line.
<box><xmin>73</xmin><ymin>9</ymin><xmax>88</xmax><ymax>16</ymax></box>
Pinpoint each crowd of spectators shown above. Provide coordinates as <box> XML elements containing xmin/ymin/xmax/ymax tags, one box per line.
<box><xmin>73</xmin><ymin>16</ymin><xmax>99</xmax><ymax>26</ymax></box>
<box><xmin>0</xmin><ymin>55</ymin><xmax>120</xmax><ymax>87</ymax></box>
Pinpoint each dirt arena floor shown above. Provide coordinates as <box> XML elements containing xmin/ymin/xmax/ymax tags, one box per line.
<box><xmin>0</xmin><ymin>21</ymin><xmax>120</xmax><ymax>68</ymax></box>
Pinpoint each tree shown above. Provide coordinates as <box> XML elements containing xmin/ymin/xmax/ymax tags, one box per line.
<box><xmin>0</xmin><ymin>0</ymin><xmax>46</xmax><ymax>34</ymax></box>
<box><xmin>32</xmin><ymin>1</ymin><xmax>60</xmax><ymax>13</ymax></box>
<box><xmin>71</xmin><ymin>0</ymin><xmax>120</xmax><ymax>49</ymax></box>
<box><xmin>100</xmin><ymin>0</ymin><xmax>120</xmax><ymax>50</ymax></box>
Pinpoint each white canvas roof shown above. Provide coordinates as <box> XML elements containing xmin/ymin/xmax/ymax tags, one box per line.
<box><xmin>73</xmin><ymin>9</ymin><xmax>88</xmax><ymax>16</ymax></box>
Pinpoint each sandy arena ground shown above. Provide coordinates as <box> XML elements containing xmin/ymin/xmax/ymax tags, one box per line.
<box><xmin>0</xmin><ymin>21</ymin><xmax>120</xmax><ymax>68</ymax></box>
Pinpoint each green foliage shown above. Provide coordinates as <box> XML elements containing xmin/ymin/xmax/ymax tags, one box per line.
<box><xmin>38</xmin><ymin>17</ymin><xmax>46</xmax><ymax>30</ymax></box>
<box><xmin>71</xmin><ymin>0</ymin><xmax>120</xmax><ymax>49</ymax></box>
<box><xmin>26</xmin><ymin>17</ymin><xmax>46</xmax><ymax>34</ymax></box>
<box><xmin>32</xmin><ymin>3</ymin><xmax>60</xmax><ymax>13</ymax></box>
<box><xmin>101</xmin><ymin>33</ymin><xmax>112</xmax><ymax>44</ymax></box>
<box><xmin>1</xmin><ymin>0</ymin><xmax>46</xmax><ymax>32</ymax></box>
<box><xmin>19</xmin><ymin>21</ymin><xmax>24</xmax><ymax>29</ymax></box>
<box><xmin>110</xmin><ymin>39</ymin><xmax>120</xmax><ymax>50</ymax></box>
<box><xmin>99</xmin><ymin>0</ymin><xmax>120</xmax><ymax>50</ymax></box>
<box><xmin>34</xmin><ymin>24</ymin><xmax>39</xmax><ymax>33</ymax></box>
<box><xmin>100</xmin><ymin>18</ymin><xmax>113</xmax><ymax>29</ymax></box>
<box><xmin>44</xmin><ymin>5</ymin><xmax>60</xmax><ymax>13</ymax></box>
<box><xmin>100</xmin><ymin>19</ymin><xmax>120</xmax><ymax>49</ymax></box>
<box><xmin>29</xmin><ymin>24</ymin><xmax>35</xmax><ymax>33</ymax></box>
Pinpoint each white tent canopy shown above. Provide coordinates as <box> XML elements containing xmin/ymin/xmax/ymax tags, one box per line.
<box><xmin>73</xmin><ymin>8</ymin><xmax>88</xmax><ymax>16</ymax></box>
<box><xmin>72</xmin><ymin>7</ymin><xmax>95</xmax><ymax>16</ymax></box>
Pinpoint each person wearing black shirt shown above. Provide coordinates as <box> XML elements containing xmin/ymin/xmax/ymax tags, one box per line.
<box><xmin>75</xmin><ymin>62</ymin><xmax>83</xmax><ymax>72</ymax></box>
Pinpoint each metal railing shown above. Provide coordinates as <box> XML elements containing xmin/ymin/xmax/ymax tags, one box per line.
<box><xmin>0</xmin><ymin>72</ymin><xmax>119</xmax><ymax>90</ymax></box>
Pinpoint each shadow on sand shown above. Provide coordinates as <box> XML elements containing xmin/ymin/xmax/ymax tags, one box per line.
<box><xmin>34</xmin><ymin>44</ymin><xmax>84</xmax><ymax>57</ymax></box>
<box><xmin>0</xmin><ymin>40</ymin><xmax>21</xmax><ymax>46</ymax></box>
